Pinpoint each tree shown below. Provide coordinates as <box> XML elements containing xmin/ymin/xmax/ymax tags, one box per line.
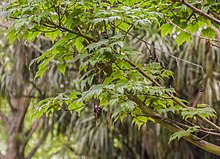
<box><xmin>0</xmin><ymin>8</ymin><xmax>78</xmax><ymax>159</ymax></box>
<box><xmin>1</xmin><ymin>0</ymin><xmax>220</xmax><ymax>158</ymax></box>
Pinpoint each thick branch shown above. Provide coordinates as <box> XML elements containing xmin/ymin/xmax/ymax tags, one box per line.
<box><xmin>127</xmin><ymin>94</ymin><xmax>220</xmax><ymax>156</ymax></box>
<box><xmin>16</xmin><ymin>96</ymin><xmax>31</xmax><ymax>132</ymax></box>
<box><xmin>124</xmin><ymin>58</ymin><xmax>220</xmax><ymax>132</ymax></box>
<box><xmin>179</xmin><ymin>0</ymin><xmax>220</xmax><ymax>25</ymax></box>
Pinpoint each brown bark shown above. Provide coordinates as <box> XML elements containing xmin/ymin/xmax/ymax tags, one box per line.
<box><xmin>124</xmin><ymin>58</ymin><xmax>220</xmax><ymax>132</ymax></box>
<box><xmin>127</xmin><ymin>94</ymin><xmax>220</xmax><ymax>156</ymax></box>
<box><xmin>4</xmin><ymin>93</ymin><xmax>50</xmax><ymax>159</ymax></box>
<box><xmin>6</xmin><ymin>94</ymin><xmax>30</xmax><ymax>159</ymax></box>
<box><xmin>0</xmin><ymin>152</ymin><xmax>5</xmax><ymax>159</ymax></box>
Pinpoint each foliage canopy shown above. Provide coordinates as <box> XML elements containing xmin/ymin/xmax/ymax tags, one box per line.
<box><xmin>1</xmin><ymin>0</ymin><xmax>220</xmax><ymax>158</ymax></box>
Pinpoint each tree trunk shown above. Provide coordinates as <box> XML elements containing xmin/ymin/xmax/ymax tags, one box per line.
<box><xmin>6</xmin><ymin>95</ymin><xmax>30</xmax><ymax>159</ymax></box>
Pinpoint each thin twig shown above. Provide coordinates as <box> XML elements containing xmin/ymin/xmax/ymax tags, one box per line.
<box><xmin>45</xmin><ymin>19</ymin><xmax>96</xmax><ymax>43</ymax></box>
<box><xmin>60</xmin><ymin>104</ymin><xmax>84</xmax><ymax>112</ymax></box>
<box><xmin>210</xmin><ymin>10</ymin><xmax>220</xmax><ymax>20</ymax></box>
<box><xmin>115</xmin><ymin>24</ymin><xmax>204</xmax><ymax>73</ymax></box>
<box><xmin>200</xmin><ymin>133</ymin><xmax>210</xmax><ymax>140</ymax></box>
<box><xmin>123</xmin><ymin>24</ymin><xmax>134</xmax><ymax>41</ymax></box>
<box><xmin>24</xmin><ymin>42</ymin><xmax>44</xmax><ymax>54</ymax></box>
<box><xmin>173</xmin><ymin>120</ymin><xmax>220</xmax><ymax>136</ymax></box>
<box><xmin>28</xmin><ymin>80</ymin><xmax>44</xmax><ymax>98</ymax></box>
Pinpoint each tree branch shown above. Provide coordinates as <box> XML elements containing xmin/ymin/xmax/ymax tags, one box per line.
<box><xmin>25</xmin><ymin>123</ymin><xmax>50</xmax><ymax>159</ymax></box>
<box><xmin>126</xmin><ymin>94</ymin><xmax>220</xmax><ymax>156</ymax></box>
<box><xmin>0</xmin><ymin>110</ymin><xmax>8</xmax><ymax>125</ymax></box>
<box><xmin>19</xmin><ymin>120</ymin><xmax>40</xmax><ymax>154</ymax></box>
<box><xmin>124</xmin><ymin>58</ymin><xmax>220</xmax><ymax>132</ymax></box>
<box><xmin>173</xmin><ymin>120</ymin><xmax>220</xmax><ymax>137</ymax></box>
<box><xmin>179</xmin><ymin>0</ymin><xmax>220</xmax><ymax>25</ymax></box>
<box><xmin>45</xmin><ymin>19</ymin><xmax>96</xmax><ymax>43</ymax></box>
<box><xmin>168</xmin><ymin>20</ymin><xmax>220</xmax><ymax>44</ymax></box>
<box><xmin>15</xmin><ymin>95</ymin><xmax>31</xmax><ymax>132</ymax></box>
<box><xmin>28</xmin><ymin>80</ymin><xmax>44</xmax><ymax>99</ymax></box>
<box><xmin>210</xmin><ymin>10</ymin><xmax>220</xmax><ymax>20</ymax></box>
<box><xmin>114</xmin><ymin>24</ymin><xmax>205</xmax><ymax>71</ymax></box>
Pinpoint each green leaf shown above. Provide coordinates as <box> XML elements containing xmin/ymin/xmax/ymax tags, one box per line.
<box><xmin>136</xmin><ymin>116</ymin><xmax>147</xmax><ymax>122</ymax></box>
<box><xmin>35</xmin><ymin>65</ymin><xmax>46</xmax><ymax>79</ymax></box>
<box><xmin>136</xmin><ymin>121</ymin><xmax>144</xmax><ymax>130</ymax></box>
<box><xmin>197</xmin><ymin>103</ymin><xmax>208</xmax><ymax>108</ymax></box>
<box><xmin>6</xmin><ymin>29</ymin><xmax>17</xmax><ymax>44</ymax></box>
<box><xmin>131</xmin><ymin>117</ymin><xmax>145</xmax><ymax>130</ymax></box>
<box><xmin>185</xmin><ymin>23</ymin><xmax>199</xmax><ymax>33</ymax></box>
<box><xmin>117</xmin><ymin>21</ymin><xmax>130</xmax><ymax>32</ymax></box>
<box><xmin>109</xmin><ymin>0</ymin><xmax>116</xmax><ymax>5</ymax></box>
<box><xmin>34</xmin><ymin>57</ymin><xmax>51</xmax><ymax>79</ymax></box>
<box><xmin>186</xmin><ymin>126</ymin><xmax>199</xmax><ymax>133</ymax></box>
<box><xmin>109</xmin><ymin>98</ymin><xmax>119</xmax><ymax>107</ymax></box>
<box><xmin>93</xmin><ymin>18</ymin><xmax>105</xmax><ymax>24</ymax></box>
<box><xmin>85</xmin><ymin>40</ymin><xmax>108</xmax><ymax>51</ymax></box>
<box><xmin>45</xmin><ymin>30</ymin><xmax>62</xmax><ymax>43</ymax></box>
<box><xmin>119</xmin><ymin>112</ymin><xmax>127</xmax><ymax>122</ymax></box>
<box><xmin>160</xmin><ymin>23</ymin><xmax>173</xmax><ymax>37</ymax></box>
<box><xmin>110</xmin><ymin>41</ymin><xmax>124</xmax><ymax>48</ymax></box>
<box><xmin>75</xmin><ymin>37</ymin><xmax>84</xmax><ymax>52</ymax></box>
<box><xmin>79</xmin><ymin>84</ymin><xmax>105</xmax><ymax>102</ymax></box>
<box><xmin>25</xmin><ymin>30</ymin><xmax>41</xmax><ymax>41</ymax></box>
<box><xmin>180</xmin><ymin>107</ymin><xmax>216</xmax><ymax>119</ymax></box>
<box><xmin>69</xmin><ymin>91</ymin><xmax>81</xmax><ymax>99</ymax></box>
<box><xmin>131</xmin><ymin>107</ymin><xmax>142</xmax><ymax>116</ymax></box>
<box><xmin>169</xmin><ymin>130</ymin><xmax>186</xmax><ymax>143</ymax></box>
<box><xmin>75</xmin><ymin>107</ymin><xmax>84</xmax><ymax>117</ymax></box>
<box><xmin>176</xmin><ymin>31</ymin><xmax>191</xmax><ymax>46</ymax></box>
<box><xmin>99</xmin><ymin>95</ymin><xmax>108</xmax><ymax>106</ymax></box>
<box><xmin>134</xmin><ymin>19</ymin><xmax>151</xmax><ymax>27</ymax></box>
<box><xmin>201</xmin><ymin>27</ymin><xmax>215</xmax><ymax>39</ymax></box>
<box><xmin>120</xmin><ymin>100</ymin><xmax>137</xmax><ymax>111</ymax></box>
<box><xmin>14</xmin><ymin>18</ymin><xmax>30</xmax><ymax>30</ymax></box>
<box><xmin>68</xmin><ymin>100</ymin><xmax>84</xmax><ymax>110</ymax></box>
<box><xmin>162</xmin><ymin>70</ymin><xmax>174</xmax><ymax>78</ymax></box>
<box><xmin>57</xmin><ymin>63</ymin><xmax>67</xmax><ymax>75</ymax></box>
